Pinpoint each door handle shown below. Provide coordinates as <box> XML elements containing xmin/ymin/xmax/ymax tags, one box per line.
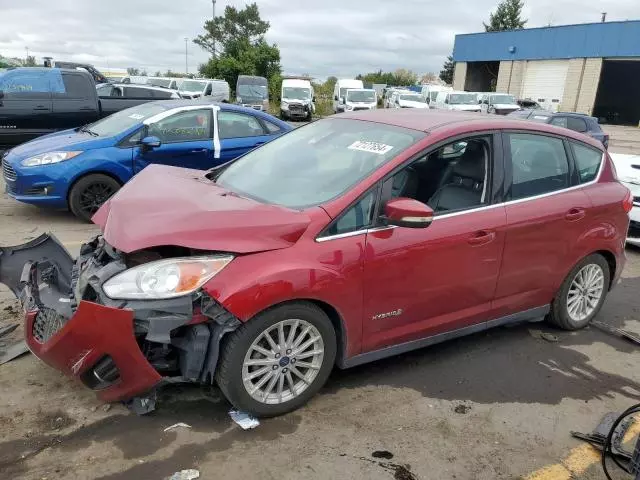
<box><xmin>467</xmin><ymin>230</ymin><xmax>496</xmax><ymax>246</ymax></box>
<box><xmin>33</xmin><ymin>106</ymin><xmax>49</xmax><ymax>111</ymax></box>
<box><xmin>565</xmin><ymin>208</ymin><xmax>586</xmax><ymax>222</ymax></box>
<box><xmin>190</xmin><ymin>148</ymin><xmax>208</xmax><ymax>153</ymax></box>
<box><xmin>254</xmin><ymin>142</ymin><xmax>265</xmax><ymax>146</ymax></box>
<box><xmin>79</xmin><ymin>107</ymin><xmax>95</xmax><ymax>111</ymax></box>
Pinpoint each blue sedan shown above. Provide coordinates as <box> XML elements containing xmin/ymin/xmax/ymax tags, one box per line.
<box><xmin>1</xmin><ymin>101</ymin><xmax>291</xmax><ymax>220</ymax></box>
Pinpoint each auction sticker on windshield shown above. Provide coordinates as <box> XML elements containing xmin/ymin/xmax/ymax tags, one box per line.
<box><xmin>348</xmin><ymin>141</ymin><xmax>393</xmax><ymax>155</ymax></box>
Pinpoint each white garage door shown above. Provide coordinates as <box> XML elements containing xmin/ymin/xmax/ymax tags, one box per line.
<box><xmin>521</xmin><ymin>60</ymin><xmax>569</xmax><ymax>113</ymax></box>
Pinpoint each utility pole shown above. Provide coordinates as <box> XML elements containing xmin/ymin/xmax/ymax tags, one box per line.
<box><xmin>601</xmin><ymin>12</ymin><xmax>607</xmax><ymax>22</ymax></box>
<box><xmin>212</xmin><ymin>0</ymin><xmax>217</xmax><ymax>58</ymax></box>
<box><xmin>184</xmin><ymin>37</ymin><xmax>188</xmax><ymax>74</ymax></box>
<box><xmin>25</xmin><ymin>46</ymin><xmax>29</xmax><ymax>64</ymax></box>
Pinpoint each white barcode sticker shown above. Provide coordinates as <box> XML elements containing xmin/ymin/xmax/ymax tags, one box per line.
<box><xmin>348</xmin><ymin>141</ymin><xmax>393</xmax><ymax>155</ymax></box>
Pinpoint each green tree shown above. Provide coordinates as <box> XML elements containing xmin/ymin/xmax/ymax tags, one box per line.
<box><xmin>154</xmin><ymin>71</ymin><xmax>161</xmax><ymax>77</ymax></box>
<box><xmin>484</xmin><ymin>0</ymin><xmax>527</xmax><ymax>32</ymax></box>
<box><xmin>127</xmin><ymin>67</ymin><xmax>140</xmax><ymax>75</ymax></box>
<box><xmin>24</xmin><ymin>55</ymin><xmax>37</xmax><ymax>67</ymax></box>
<box><xmin>439</xmin><ymin>55</ymin><xmax>455</xmax><ymax>84</ymax></box>
<box><xmin>355</xmin><ymin>69</ymin><xmax>418</xmax><ymax>86</ymax></box>
<box><xmin>195</xmin><ymin>3</ymin><xmax>281</xmax><ymax>94</ymax></box>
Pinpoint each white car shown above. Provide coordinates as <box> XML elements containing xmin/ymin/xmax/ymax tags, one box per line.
<box><xmin>392</xmin><ymin>92</ymin><xmax>429</xmax><ymax>109</ymax></box>
<box><xmin>178</xmin><ymin>79</ymin><xmax>230</xmax><ymax>102</ymax></box>
<box><xmin>611</xmin><ymin>153</ymin><xmax>640</xmax><ymax>246</ymax></box>
<box><xmin>433</xmin><ymin>91</ymin><xmax>481</xmax><ymax>112</ymax></box>
<box><xmin>481</xmin><ymin>93</ymin><xmax>520</xmax><ymax>115</ymax></box>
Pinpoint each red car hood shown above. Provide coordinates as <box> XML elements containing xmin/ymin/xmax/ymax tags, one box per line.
<box><xmin>92</xmin><ymin>165</ymin><xmax>311</xmax><ymax>254</ymax></box>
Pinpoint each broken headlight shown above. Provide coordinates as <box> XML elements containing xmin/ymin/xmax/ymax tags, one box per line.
<box><xmin>102</xmin><ymin>256</ymin><xmax>233</xmax><ymax>300</ymax></box>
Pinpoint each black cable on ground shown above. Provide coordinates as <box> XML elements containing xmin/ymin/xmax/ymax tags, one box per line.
<box><xmin>602</xmin><ymin>403</ymin><xmax>640</xmax><ymax>479</ymax></box>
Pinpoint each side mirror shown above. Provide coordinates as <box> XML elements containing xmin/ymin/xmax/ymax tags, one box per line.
<box><xmin>444</xmin><ymin>99</ymin><xmax>449</xmax><ymax>104</ymax></box>
<box><xmin>334</xmin><ymin>95</ymin><xmax>338</xmax><ymax>101</ymax></box>
<box><xmin>313</xmin><ymin>96</ymin><xmax>316</xmax><ymax>103</ymax></box>
<box><xmin>340</xmin><ymin>97</ymin><xmax>345</xmax><ymax>104</ymax></box>
<box><xmin>140</xmin><ymin>135</ymin><xmax>161</xmax><ymax>149</ymax></box>
<box><xmin>0</xmin><ymin>90</ymin><xmax>4</xmax><ymax>99</ymax></box>
<box><xmin>483</xmin><ymin>100</ymin><xmax>489</xmax><ymax>105</ymax></box>
<box><xmin>384</xmin><ymin>198</ymin><xmax>433</xmax><ymax>229</ymax></box>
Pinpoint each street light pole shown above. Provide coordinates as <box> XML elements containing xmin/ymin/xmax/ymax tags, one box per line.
<box><xmin>184</xmin><ymin>37</ymin><xmax>188</xmax><ymax>74</ymax></box>
<box><xmin>25</xmin><ymin>46</ymin><xmax>29</xmax><ymax>64</ymax></box>
<box><xmin>212</xmin><ymin>0</ymin><xmax>216</xmax><ymax>58</ymax></box>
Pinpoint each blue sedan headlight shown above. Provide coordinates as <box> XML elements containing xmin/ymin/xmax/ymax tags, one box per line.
<box><xmin>21</xmin><ymin>151</ymin><xmax>83</xmax><ymax>167</ymax></box>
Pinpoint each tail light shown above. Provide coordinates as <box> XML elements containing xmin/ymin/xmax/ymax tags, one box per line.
<box><xmin>623</xmin><ymin>188</ymin><xmax>633</xmax><ymax>213</ymax></box>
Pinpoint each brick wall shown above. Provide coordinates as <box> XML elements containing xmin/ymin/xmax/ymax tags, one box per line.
<box><xmin>560</xmin><ymin>58</ymin><xmax>603</xmax><ymax>114</ymax></box>
<box><xmin>453</xmin><ymin>62</ymin><xmax>467</xmax><ymax>90</ymax></box>
<box><xmin>496</xmin><ymin>61</ymin><xmax>526</xmax><ymax>95</ymax></box>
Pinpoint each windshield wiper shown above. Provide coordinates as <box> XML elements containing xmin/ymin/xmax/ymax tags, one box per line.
<box><xmin>79</xmin><ymin>125</ymin><xmax>99</xmax><ymax>136</ymax></box>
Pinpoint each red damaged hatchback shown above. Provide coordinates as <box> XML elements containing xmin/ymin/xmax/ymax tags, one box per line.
<box><xmin>0</xmin><ymin>110</ymin><xmax>631</xmax><ymax>417</ymax></box>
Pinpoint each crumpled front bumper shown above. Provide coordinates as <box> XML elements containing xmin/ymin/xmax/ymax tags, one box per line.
<box><xmin>1</xmin><ymin>234</ymin><xmax>161</xmax><ymax>402</ymax></box>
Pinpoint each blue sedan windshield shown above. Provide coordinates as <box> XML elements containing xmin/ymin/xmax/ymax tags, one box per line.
<box><xmin>88</xmin><ymin>103</ymin><xmax>168</xmax><ymax>137</ymax></box>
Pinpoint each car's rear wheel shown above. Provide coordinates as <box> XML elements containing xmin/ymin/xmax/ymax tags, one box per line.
<box><xmin>547</xmin><ymin>254</ymin><xmax>610</xmax><ymax>330</ymax></box>
<box><xmin>68</xmin><ymin>174</ymin><xmax>120</xmax><ymax>222</ymax></box>
<box><xmin>216</xmin><ymin>302</ymin><xmax>336</xmax><ymax>417</ymax></box>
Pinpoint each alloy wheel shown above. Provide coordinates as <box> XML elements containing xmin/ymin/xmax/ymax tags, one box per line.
<box><xmin>566</xmin><ymin>263</ymin><xmax>605</xmax><ymax>322</ymax></box>
<box><xmin>242</xmin><ymin>319</ymin><xmax>325</xmax><ymax>405</ymax></box>
<box><xmin>78</xmin><ymin>182</ymin><xmax>116</xmax><ymax>216</ymax></box>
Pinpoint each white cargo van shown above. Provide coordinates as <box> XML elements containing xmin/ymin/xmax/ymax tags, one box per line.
<box><xmin>333</xmin><ymin>79</ymin><xmax>364</xmax><ymax>113</ymax></box>
<box><xmin>434</xmin><ymin>91</ymin><xmax>481</xmax><ymax>112</ymax></box>
<box><xmin>420</xmin><ymin>85</ymin><xmax>452</xmax><ymax>108</ymax></box>
<box><xmin>281</xmin><ymin>79</ymin><xmax>315</xmax><ymax>120</ymax></box>
<box><xmin>178</xmin><ymin>79</ymin><xmax>230</xmax><ymax>101</ymax></box>
<box><xmin>342</xmin><ymin>89</ymin><xmax>377</xmax><ymax>112</ymax></box>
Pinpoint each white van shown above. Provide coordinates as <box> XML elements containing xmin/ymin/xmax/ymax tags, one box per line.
<box><xmin>480</xmin><ymin>93</ymin><xmax>520</xmax><ymax>115</ymax></box>
<box><xmin>178</xmin><ymin>79</ymin><xmax>230</xmax><ymax>101</ymax></box>
<box><xmin>281</xmin><ymin>79</ymin><xmax>315</xmax><ymax>120</ymax></box>
<box><xmin>146</xmin><ymin>77</ymin><xmax>181</xmax><ymax>90</ymax></box>
<box><xmin>333</xmin><ymin>79</ymin><xmax>364</xmax><ymax>113</ymax></box>
<box><xmin>420</xmin><ymin>85</ymin><xmax>452</xmax><ymax>108</ymax></box>
<box><xmin>342</xmin><ymin>88</ymin><xmax>377</xmax><ymax>112</ymax></box>
<box><xmin>434</xmin><ymin>90</ymin><xmax>481</xmax><ymax>112</ymax></box>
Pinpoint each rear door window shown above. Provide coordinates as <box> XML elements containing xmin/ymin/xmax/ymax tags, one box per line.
<box><xmin>218</xmin><ymin>111</ymin><xmax>266</xmax><ymax>139</ymax></box>
<box><xmin>506</xmin><ymin>133</ymin><xmax>570</xmax><ymax>200</ymax></box>
<box><xmin>571</xmin><ymin>142</ymin><xmax>603</xmax><ymax>183</ymax></box>
<box><xmin>148</xmin><ymin>109</ymin><xmax>213</xmax><ymax>143</ymax></box>
<box><xmin>566</xmin><ymin>116</ymin><xmax>588</xmax><ymax>133</ymax></box>
<box><xmin>58</xmin><ymin>73</ymin><xmax>93</xmax><ymax>99</ymax></box>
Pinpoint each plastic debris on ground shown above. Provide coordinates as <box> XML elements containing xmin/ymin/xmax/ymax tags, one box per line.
<box><xmin>0</xmin><ymin>341</ymin><xmax>30</xmax><ymax>365</ymax></box>
<box><xmin>229</xmin><ymin>409</ymin><xmax>260</xmax><ymax>430</ymax></box>
<box><xmin>0</xmin><ymin>323</ymin><xmax>18</xmax><ymax>339</ymax></box>
<box><xmin>528</xmin><ymin>329</ymin><xmax>559</xmax><ymax>343</ymax></box>
<box><xmin>167</xmin><ymin>469</ymin><xmax>200</xmax><ymax>480</ymax></box>
<box><xmin>164</xmin><ymin>422</ymin><xmax>192</xmax><ymax>432</ymax></box>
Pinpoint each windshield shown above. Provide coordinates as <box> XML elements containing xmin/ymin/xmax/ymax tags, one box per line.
<box><xmin>87</xmin><ymin>103</ymin><xmax>168</xmax><ymax>137</ymax></box>
<box><xmin>216</xmin><ymin>118</ymin><xmax>424</xmax><ymax>208</ymax></box>
<box><xmin>179</xmin><ymin>80</ymin><xmax>207</xmax><ymax>92</ymax></box>
<box><xmin>283</xmin><ymin>87</ymin><xmax>311</xmax><ymax>100</ymax></box>
<box><xmin>491</xmin><ymin>94</ymin><xmax>517</xmax><ymax>104</ymax></box>
<box><xmin>238</xmin><ymin>84</ymin><xmax>268</xmax><ymax>99</ymax></box>
<box><xmin>400</xmin><ymin>94</ymin><xmax>423</xmax><ymax>102</ymax></box>
<box><xmin>347</xmin><ymin>90</ymin><xmax>376</xmax><ymax>103</ymax></box>
<box><xmin>147</xmin><ymin>78</ymin><xmax>172</xmax><ymax>88</ymax></box>
<box><xmin>449</xmin><ymin>93</ymin><xmax>478</xmax><ymax>105</ymax></box>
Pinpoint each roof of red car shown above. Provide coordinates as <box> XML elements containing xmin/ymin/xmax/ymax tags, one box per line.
<box><xmin>339</xmin><ymin>109</ymin><xmax>605</xmax><ymax>150</ymax></box>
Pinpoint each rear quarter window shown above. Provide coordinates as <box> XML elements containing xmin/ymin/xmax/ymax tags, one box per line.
<box><xmin>58</xmin><ymin>73</ymin><xmax>93</xmax><ymax>99</ymax></box>
<box><xmin>571</xmin><ymin>142</ymin><xmax>603</xmax><ymax>183</ymax></box>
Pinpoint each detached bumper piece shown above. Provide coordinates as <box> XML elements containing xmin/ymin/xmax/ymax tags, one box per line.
<box><xmin>0</xmin><ymin>233</ymin><xmax>241</xmax><ymax>413</ymax></box>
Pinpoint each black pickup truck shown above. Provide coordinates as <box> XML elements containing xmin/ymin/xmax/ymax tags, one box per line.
<box><xmin>0</xmin><ymin>68</ymin><xmax>164</xmax><ymax>149</ymax></box>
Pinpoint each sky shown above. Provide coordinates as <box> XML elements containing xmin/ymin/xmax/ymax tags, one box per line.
<box><xmin>0</xmin><ymin>0</ymin><xmax>637</xmax><ymax>80</ymax></box>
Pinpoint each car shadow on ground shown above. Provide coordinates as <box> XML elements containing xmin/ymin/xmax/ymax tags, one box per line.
<box><xmin>323</xmin><ymin>274</ymin><xmax>640</xmax><ymax>406</ymax></box>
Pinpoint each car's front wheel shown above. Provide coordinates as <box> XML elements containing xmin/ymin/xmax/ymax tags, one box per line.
<box><xmin>68</xmin><ymin>173</ymin><xmax>121</xmax><ymax>222</ymax></box>
<box><xmin>548</xmin><ymin>254</ymin><xmax>611</xmax><ymax>330</ymax></box>
<box><xmin>216</xmin><ymin>302</ymin><xmax>336</xmax><ymax>417</ymax></box>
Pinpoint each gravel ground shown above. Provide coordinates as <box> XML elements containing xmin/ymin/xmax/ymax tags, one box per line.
<box><xmin>1</xmin><ymin>127</ymin><xmax>640</xmax><ymax>480</ymax></box>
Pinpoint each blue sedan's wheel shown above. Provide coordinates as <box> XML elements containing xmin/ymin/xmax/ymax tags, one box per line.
<box><xmin>69</xmin><ymin>174</ymin><xmax>120</xmax><ymax>222</ymax></box>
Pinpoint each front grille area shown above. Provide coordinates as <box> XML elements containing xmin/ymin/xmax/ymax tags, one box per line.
<box><xmin>33</xmin><ymin>306</ymin><xmax>68</xmax><ymax>343</ymax></box>
<box><xmin>289</xmin><ymin>104</ymin><xmax>304</xmax><ymax>114</ymax></box>
<box><xmin>2</xmin><ymin>158</ymin><xmax>17</xmax><ymax>181</ymax></box>
<box><xmin>353</xmin><ymin>107</ymin><xmax>369</xmax><ymax>111</ymax></box>
<box><xmin>5</xmin><ymin>181</ymin><xmax>16</xmax><ymax>194</ymax></box>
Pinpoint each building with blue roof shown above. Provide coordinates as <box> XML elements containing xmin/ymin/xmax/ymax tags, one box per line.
<box><xmin>451</xmin><ymin>20</ymin><xmax>640</xmax><ymax>124</ymax></box>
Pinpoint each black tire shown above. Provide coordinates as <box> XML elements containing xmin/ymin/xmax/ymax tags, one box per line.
<box><xmin>216</xmin><ymin>302</ymin><xmax>337</xmax><ymax>417</ymax></box>
<box><xmin>68</xmin><ymin>174</ymin><xmax>121</xmax><ymax>222</ymax></box>
<box><xmin>547</xmin><ymin>254</ymin><xmax>611</xmax><ymax>330</ymax></box>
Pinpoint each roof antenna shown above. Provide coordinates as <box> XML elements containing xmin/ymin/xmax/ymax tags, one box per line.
<box><xmin>601</xmin><ymin>12</ymin><xmax>607</xmax><ymax>22</ymax></box>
